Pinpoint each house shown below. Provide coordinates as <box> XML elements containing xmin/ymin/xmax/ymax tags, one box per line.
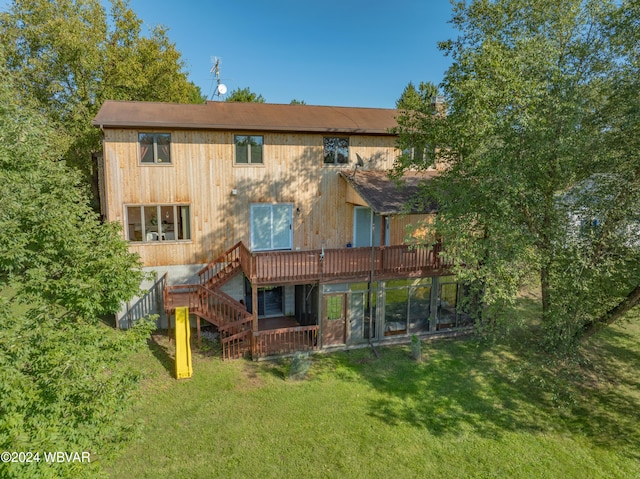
<box><xmin>93</xmin><ymin>100</ymin><xmax>472</xmax><ymax>359</ymax></box>
<box><xmin>561</xmin><ymin>173</ymin><xmax>640</xmax><ymax>248</ymax></box>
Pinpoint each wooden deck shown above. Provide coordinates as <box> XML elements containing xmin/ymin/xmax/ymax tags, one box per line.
<box><xmin>200</xmin><ymin>241</ymin><xmax>450</xmax><ymax>287</ymax></box>
<box><xmin>253</xmin><ymin>321</ymin><xmax>319</xmax><ymax>359</ymax></box>
<box><xmin>258</xmin><ymin>316</ymin><xmax>300</xmax><ymax>331</ymax></box>
<box><xmin>163</xmin><ymin>280</ymin><xmax>319</xmax><ymax>360</ymax></box>
<box><xmin>164</xmin><ymin>241</ymin><xmax>449</xmax><ymax>360</ymax></box>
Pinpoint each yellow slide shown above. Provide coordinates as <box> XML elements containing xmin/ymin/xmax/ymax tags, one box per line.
<box><xmin>174</xmin><ymin>307</ymin><xmax>193</xmax><ymax>379</ymax></box>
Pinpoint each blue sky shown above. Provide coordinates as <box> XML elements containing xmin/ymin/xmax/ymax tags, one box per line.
<box><xmin>124</xmin><ymin>0</ymin><xmax>458</xmax><ymax>108</ymax></box>
<box><xmin>0</xmin><ymin>0</ymin><xmax>458</xmax><ymax>108</ymax></box>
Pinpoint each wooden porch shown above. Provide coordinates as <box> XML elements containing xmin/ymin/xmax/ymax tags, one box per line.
<box><xmin>164</xmin><ymin>241</ymin><xmax>448</xmax><ymax>360</ymax></box>
<box><xmin>162</xmin><ymin>281</ymin><xmax>253</xmax><ymax>360</ymax></box>
<box><xmin>254</xmin><ymin>317</ymin><xmax>319</xmax><ymax>359</ymax></box>
<box><xmin>201</xmin><ymin>240</ymin><xmax>450</xmax><ymax>287</ymax></box>
<box><xmin>163</xmin><ymin>280</ymin><xmax>320</xmax><ymax>360</ymax></box>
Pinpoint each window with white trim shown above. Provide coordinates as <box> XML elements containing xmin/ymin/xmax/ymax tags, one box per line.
<box><xmin>401</xmin><ymin>144</ymin><xmax>435</xmax><ymax>166</ymax></box>
<box><xmin>126</xmin><ymin>205</ymin><xmax>191</xmax><ymax>242</ymax></box>
<box><xmin>139</xmin><ymin>133</ymin><xmax>171</xmax><ymax>164</ymax></box>
<box><xmin>235</xmin><ymin>135</ymin><xmax>264</xmax><ymax>164</ymax></box>
<box><xmin>250</xmin><ymin>204</ymin><xmax>292</xmax><ymax>251</ymax></box>
<box><xmin>323</xmin><ymin>137</ymin><xmax>349</xmax><ymax>165</ymax></box>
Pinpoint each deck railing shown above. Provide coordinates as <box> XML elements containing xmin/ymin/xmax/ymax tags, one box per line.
<box><xmin>238</xmin><ymin>243</ymin><xmax>447</xmax><ymax>285</ymax></box>
<box><xmin>196</xmin><ymin>241</ymin><xmax>446</xmax><ymax>286</ymax></box>
<box><xmin>219</xmin><ymin>317</ymin><xmax>253</xmax><ymax>360</ymax></box>
<box><xmin>200</xmin><ymin>285</ymin><xmax>251</xmax><ymax>328</ymax></box>
<box><xmin>163</xmin><ymin>283</ymin><xmax>199</xmax><ymax>311</ymax></box>
<box><xmin>253</xmin><ymin>325</ymin><xmax>320</xmax><ymax>359</ymax></box>
<box><xmin>198</xmin><ymin>241</ymin><xmax>243</xmax><ymax>286</ymax></box>
<box><xmin>251</xmin><ymin>250</ymin><xmax>321</xmax><ymax>283</ymax></box>
<box><xmin>164</xmin><ymin>283</ymin><xmax>250</xmax><ymax>328</ymax></box>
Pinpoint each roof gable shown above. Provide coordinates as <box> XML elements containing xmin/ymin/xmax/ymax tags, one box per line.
<box><xmin>340</xmin><ymin>170</ymin><xmax>439</xmax><ymax>215</ymax></box>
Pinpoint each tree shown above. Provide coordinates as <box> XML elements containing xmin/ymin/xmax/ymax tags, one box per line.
<box><xmin>394</xmin><ymin>81</ymin><xmax>441</xmax><ymax>169</ymax></box>
<box><xmin>0</xmin><ymin>53</ymin><xmax>152</xmax><ymax>478</ymax></box>
<box><xmin>0</xmin><ymin>67</ymin><xmax>145</xmax><ymax>316</ymax></box>
<box><xmin>577</xmin><ymin>0</ymin><xmax>640</xmax><ymax>337</ymax></box>
<box><xmin>396</xmin><ymin>81</ymin><xmax>439</xmax><ymax>112</ymax></box>
<box><xmin>393</xmin><ymin>0</ymin><xmax>640</xmax><ymax>347</ymax></box>
<box><xmin>225</xmin><ymin>86</ymin><xmax>266</xmax><ymax>103</ymax></box>
<box><xmin>0</xmin><ymin>0</ymin><xmax>205</xmax><ymax>206</ymax></box>
<box><xmin>290</xmin><ymin>99</ymin><xmax>306</xmax><ymax>105</ymax></box>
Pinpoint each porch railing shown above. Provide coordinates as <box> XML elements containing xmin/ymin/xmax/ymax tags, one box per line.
<box><xmin>253</xmin><ymin>325</ymin><xmax>320</xmax><ymax>359</ymax></box>
<box><xmin>196</xmin><ymin>241</ymin><xmax>446</xmax><ymax>286</ymax></box>
<box><xmin>239</xmin><ymin>243</ymin><xmax>447</xmax><ymax>285</ymax></box>
<box><xmin>219</xmin><ymin>317</ymin><xmax>253</xmax><ymax>360</ymax></box>
<box><xmin>122</xmin><ymin>271</ymin><xmax>167</xmax><ymax>328</ymax></box>
<box><xmin>198</xmin><ymin>241</ymin><xmax>243</xmax><ymax>287</ymax></box>
<box><xmin>164</xmin><ymin>283</ymin><xmax>250</xmax><ymax>328</ymax></box>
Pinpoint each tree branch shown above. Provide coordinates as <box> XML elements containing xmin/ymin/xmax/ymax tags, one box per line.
<box><xmin>581</xmin><ymin>284</ymin><xmax>640</xmax><ymax>339</ymax></box>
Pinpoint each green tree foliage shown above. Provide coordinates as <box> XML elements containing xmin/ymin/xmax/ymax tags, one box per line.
<box><xmin>225</xmin><ymin>86</ymin><xmax>266</xmax><ymax>103</ymax></box>
<box><xmin>393</xmin><ymin>81</ymin><xmax>441</xmax><ymax>170</ymax></box>
<box><xmin>0</xmin><ymin>0</ymin><xmax>204</xmax><ymax>202</ymax></box>
<box><xmin>0</xmin><ymin>56</ymin><xmax>152</xmax><ymax>478</ymax></box>
<box><xmin>395</xmin><ymin>81</ymin><xmax>439</xmax><ymax>112</ymax></box>
<box><xmin>393</xmin><ymin>0</ymin><xmax>640</xmax><ymax>348</ymax></box>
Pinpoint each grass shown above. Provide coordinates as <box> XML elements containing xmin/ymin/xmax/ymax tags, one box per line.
<box><xmin>104</xmin><ymin>304</ymin><xmax>640</xmax><ymax>479</ymax></box>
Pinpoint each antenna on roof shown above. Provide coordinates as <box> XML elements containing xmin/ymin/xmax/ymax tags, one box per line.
<box><xmin>209</xmin><ymin>57</ymin><xmax>227</xmax><ymax>100</ymax></box>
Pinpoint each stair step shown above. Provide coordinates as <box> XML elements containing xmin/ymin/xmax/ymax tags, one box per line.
<box><xmin>204</xmin><ymin>261</ymin><xmax>242</xmax><ymax>288</ymax></box>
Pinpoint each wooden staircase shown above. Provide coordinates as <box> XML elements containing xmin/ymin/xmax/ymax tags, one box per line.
<box><xmin>164</xmin><ymin>242</ymin><xmax>253</xmax><ymax>359</ymax></box>
<box><xmin>198</xmin><ymin>241</ymin><xmax>244</xmax><ymax>289</ymax></box>
<box><xmin>201</xmin><ymin>259</ymin><xmax>242</xmax><ymax>290</ymax></box>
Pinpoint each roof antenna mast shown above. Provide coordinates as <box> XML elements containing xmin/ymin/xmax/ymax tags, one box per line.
<box><xmin>209</xmin><ymin>57</ymin><xmax>227</xmax><ymax>100</ymax></box>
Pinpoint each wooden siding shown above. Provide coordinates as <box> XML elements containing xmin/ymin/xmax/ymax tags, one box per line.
<box><xmin>102</xmin><ymin>129</ymin><xmax>431</xmax><ymax>267</ymax></box>
<box><xmin>391</xmin><ymin>214</ymin><xmax>436</xmax><ymax>245</ymax></box>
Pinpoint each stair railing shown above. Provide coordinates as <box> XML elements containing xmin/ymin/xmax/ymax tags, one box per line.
<box><xmin>198</xmin><ymin>241</ymin><xmax>243</xmax><ymax>286</ymax></box>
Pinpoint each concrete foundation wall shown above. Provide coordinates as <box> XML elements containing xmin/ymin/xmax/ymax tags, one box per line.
<box><xmin>116</xmin><ymin>264</ymin><xmax>205</xmax><ymax>329</ymax></box>
<box><xmin>219</xmin><ymin>273</ymin><xmax>245</xmax><ymax>304</ymax></box>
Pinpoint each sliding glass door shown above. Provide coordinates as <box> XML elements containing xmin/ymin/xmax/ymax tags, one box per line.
<box><xmin>250</xmin><ymin>203</ymin><xmax>293</xmax><ymax>251</ymax></box>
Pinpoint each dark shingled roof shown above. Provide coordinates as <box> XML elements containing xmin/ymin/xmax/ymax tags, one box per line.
<box><xmin>93</xmin><ymin>100</ymin><xmax>399</xmax><ymax>135</ymax></box>
<box><xmin>340</xmin><ymin>170</ymin><xmax>439</xmax><ymax>215</ymax></box>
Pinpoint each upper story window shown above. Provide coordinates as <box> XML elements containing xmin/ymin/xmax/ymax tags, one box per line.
<box><xmin>139</xmin><ymin>133</ymin><xmax>171</xmax><ymax>164</ymax></box>
<box><xmin>323</xmin><ymin>137</ymin><xmax>349</xmax><ymax>165</ymax></box>
<box><xmin>402</xmin><ymin>144</ymin><xmax>434</xmax><ymax>165</ymax></box>
<box><xmin>126</xmin><ymin>204</ymin><xmax>191</xmax><ymax>242</ymax></box>
<box><xmin>235</xmin><ymin>135</ymin><xmax>264</xmax><ymax>164</ymax></box>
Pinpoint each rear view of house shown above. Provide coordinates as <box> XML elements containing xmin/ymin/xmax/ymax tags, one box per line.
<box><xmin>93</xmin><ymin>100</ymin><xmax>472</xmax><ymax>359</ymax></box>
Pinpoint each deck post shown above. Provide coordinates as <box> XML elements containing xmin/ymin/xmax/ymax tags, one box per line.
<box><xmin>430</xmin><ymin>276</ymin><xmax>440</xmax><ymax>331</ymax></box>
<box><xmin>251</xmin><ymin>285</ymin><xmax>259</xmax><ymax>357</ymax></box>
<box><xmin>196</xmin><ymin>316</ymin><xmax>201</xmax><ymax>346</ymax></box>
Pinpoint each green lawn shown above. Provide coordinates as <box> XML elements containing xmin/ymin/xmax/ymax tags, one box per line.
<box><xmin>105</xmin><ymin>307</ymin><xmax>640</xmax><ymax>479</ymax></box>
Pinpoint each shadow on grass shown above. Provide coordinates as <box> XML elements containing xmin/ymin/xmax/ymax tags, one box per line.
<box><xmin>310</xmin><ymin>316</ymin><xmax>640</xmax><ymax>461</ymax></box>
<box><xmin>145</xmin><ymin>329</ymin><xmax>226</xmax><ymax>378</ymax></box>
<box><xmin>564</xmin><ymin>326</ymin><xmax>640</xmax><ymax>459</ymax></box>
<box><xmin>359</xmin><ymin>339</ymin><xmax>541</xmax><ymax>436</ymax></box>
<box><xmin>147</xmin><ymin>332</ymin><xmax>175</xmax><ymax>378</ymax></box>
